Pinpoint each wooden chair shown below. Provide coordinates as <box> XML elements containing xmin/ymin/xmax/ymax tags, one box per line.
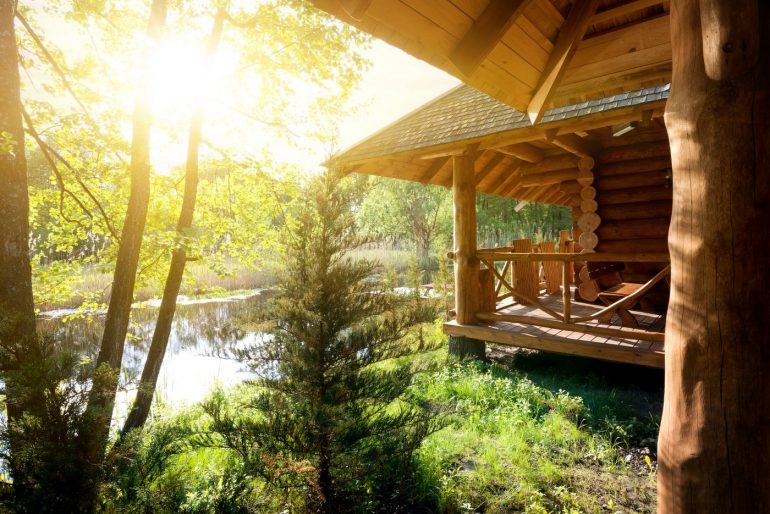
<box><xmin>585</xmin><ymin>262</ymin><xmax>655</xmax><ymax>328</ymax></box>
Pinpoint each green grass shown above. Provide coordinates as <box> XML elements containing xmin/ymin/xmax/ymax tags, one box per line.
<box><xmin>99</xmin><ymin>325</ymin><xmax>663</xmax><ymax>514</ymax></box>
<box><xmin>410</xmin><ymin>350</ymin><xmax>662</xmax><ymax>513</ymax></box>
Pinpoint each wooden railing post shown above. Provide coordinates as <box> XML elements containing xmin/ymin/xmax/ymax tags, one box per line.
<box><xmin>562</xmin><ymin>261</ymin><xmax>571</xmax><ymax>322</ymax></box>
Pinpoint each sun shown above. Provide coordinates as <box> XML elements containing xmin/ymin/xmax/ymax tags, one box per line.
<box><xmin>149</xmin><ymin>36</ymin><xmax>238</xmax><ymax>113</ymax></box>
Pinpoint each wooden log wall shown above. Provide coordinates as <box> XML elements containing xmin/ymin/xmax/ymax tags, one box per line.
<box><xmin>589</xmin><ymin>130</ymin><xmax>673</xmax><ymax>300</ymax></box>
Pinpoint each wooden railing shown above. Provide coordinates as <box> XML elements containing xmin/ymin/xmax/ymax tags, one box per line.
<box><xmin>448</xmin><ymin>249</ymin><xmax>670</xmax><ymax>343</ymax></box>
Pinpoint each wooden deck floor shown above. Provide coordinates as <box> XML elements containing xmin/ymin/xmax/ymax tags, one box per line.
<box><xmin>444</xmin><ymin>291</ymin><xmax>665</xmax><ymax>368</ymax></box>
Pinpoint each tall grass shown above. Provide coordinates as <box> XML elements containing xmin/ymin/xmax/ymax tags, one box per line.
<box><xmin>411</xmin><ymin>353</ymin><xmax>661</xmax><ymax>513</ymax></box>
<box><xmin>37</xmin><ymin>262</ymin><xmax>272</xmax><ymax>311</ymax></box>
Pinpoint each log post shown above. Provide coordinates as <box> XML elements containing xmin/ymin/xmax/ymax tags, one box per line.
<box><xmin>658</xmin><ymin>1</ymin><xmax>770</xmax><ymax>512</ymax></box>
<box><xmin>449</xmin><ymin>149</ymin><xmax>485</xmax><ymax>359</ymax></box>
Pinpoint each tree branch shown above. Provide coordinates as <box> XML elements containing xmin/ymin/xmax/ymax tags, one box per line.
<box><xmin>15</xmin><ymin>11</ymin><xmax>127</xmax><ymax>165</ymax></box>
<box><xmin>21</xmin><ymin>106</ymin><xmax>92</xmax><ymax>229</ymax></box>
<box><xmin>23</xmin><ymin>107</ymin><xmax>121</xmax><ymax>240</ymax></box>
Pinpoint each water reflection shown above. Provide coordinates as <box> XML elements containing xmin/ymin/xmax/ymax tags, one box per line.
<box><xmin>37</xmin><ymin>291</ymin><xmax>270</xmax><ymax>409</ymax></box>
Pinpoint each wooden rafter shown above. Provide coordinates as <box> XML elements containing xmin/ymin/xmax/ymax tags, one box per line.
<box><xmin>549</xmin><ymin>133</ymin><xmax>598</xmax><ymax>157</ymax></box>
<box><xmin>591</xmin><ymin>0</ymin><xmax>664</xmax><ymax>26</ymax></box>
<box><xmin>491</xmin><ymin>168</ymin><xmax>522</xmax><ymax>196</ymax></box>
<box><xmin>418</xmin><ymin>156</ymin><xmax>450</xmax><ymax>184</ymax></box>
<box><xmin>449</xmin><ymin>0</ymin><xmax>535</xmax><ymax>76</ymax></box>
<box><xmin>494</xmin><ymin>142</ymin><xmax>544</xmax><ymax>162</ymax></box>
<box><xmin>338</xmin><ymin>0</ymin><xmax>372</xmax><ymax>20</ymax></box>
<box><xmin>473</xmin><ymin>152</ymin><xmax>506</xmax><ymax>184</ymax></box>
<box><xmin>527</xmin><ymin>0</ymin><xmax>601</xmax><ymax>124</ymax></box>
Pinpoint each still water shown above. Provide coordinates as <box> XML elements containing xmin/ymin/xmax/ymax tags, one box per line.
<box><xmin>38</xmin><ymin>291</ymin><xmax>269</xmax><ymax>413</ymax></box>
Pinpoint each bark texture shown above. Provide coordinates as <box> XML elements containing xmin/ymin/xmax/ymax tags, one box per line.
<box><xmin>658</xmin><ymin>1</ymin><xmax>770</xmax><ymax>512</ymax></box>
<box><xmin>0</xmin><ymin>1</ymin><xmax>36</xmax><ymax>369</ymax></box>
<box><xmin>122</xmin><ymin>10</ymin><xmax>225</xmax><ymax>435</ymax></box>
<box><xmin>0</xmin><ymin>0</ymin><xmax>40</xmax><ymax>495</ymax></box>
<box><xmin>82</xmin><ymin>0</ymin><xmax>167</xmax><ymax>466</ymax></box>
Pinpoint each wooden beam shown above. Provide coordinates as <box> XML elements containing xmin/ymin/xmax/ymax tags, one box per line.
<box><xmin>531</xmin><ymin>184</ymin><xmax>560</xmax><ymax>203</ymax></box>
<box><xmin>521</xmin><ymin>168</ymin><xmax>579</xmax><ymax>187</ymax></box>
<box><xmin>474</xmin><ymin>152</ymin><xmax>507</xmax><ymax>184</ymax></box>
<box><xmin>338</xmin><ymin>0</ymin><xmax>372</xmax><ymax>20</ymax></box>
<box><xmin>518</xmin><ymin>154</ymin><xmax>594</xmax><ymax>174</ymax></box>
<box><xmin>418</xmin><ymin>148</ymin><xmax>468</xmax><ymax>160</ymax></box>
<box><xmin>527</xmin><ymin>0</ymin><xmax>601</xmax><ymax>124</ymax></box>
<box><xmin>490</xmin><ymin>168</ymin><xmax>521</xmax><ymax>196</ymax></box>
<box><xmin>549</xmin><ymin>133</ymin><xmax>598</xmax><ymax>157</ymax></box>
<box><xmin>418</xmin><ymin>156</ymin><xmax>450</xmax><ymax>184</ymax></box>
<box><xmin>541</xmin><ymin>187</ymin><xmax>564</xmax><ymax>205</ymax></box>
<box><xmin>494</xmin><ymin>142</ymin><xmax>544</xmax><ymax>162</ymax></box>
<box><xmin>506</xmin><ymin>182</ymin><xmax>529</xmax><ymax>200</ymax></box>
<box><xmin>449</xmin><ymin>0</ymin><xmax>534</xmax><ymax>76</ymax></box>
<box><xmin>591</xmin><ymin>0</ymin><xmax>665</xmax><ymax>26</ymax></box>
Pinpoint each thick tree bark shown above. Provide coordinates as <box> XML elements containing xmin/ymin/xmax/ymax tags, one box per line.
<box><xmin>121</xmin><ymin>10</ymin><xmax>225</xmax><ymax>435</ymax></box>
<box><xmin>658</xmin><ymin>1</ymin><xmax>770</xmax><ymax>512</ymax></box>
<box><xmin>318</xmin><ymin>433</ymin><xmax>333</xmax><ymax>513</ymax></box>
<box><xmin>0</xmin><ymin>0</ymin><xmax>40</xmax><ymax>496</ymax></box>
<box><xmin>81</xmin><ymin>0</ymin><xmax>167</xmax><ymax>470</ymax></box>
<box><xmin>0</xmin><ymin>1</ymin><xmax>35</xmax><ymax>346</ymax></box>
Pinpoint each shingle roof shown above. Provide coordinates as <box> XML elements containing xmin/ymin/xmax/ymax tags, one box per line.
<box><xmin>331</xmin><ymin>83</ymin><xmax>670</xmax><ymax>164</ymax></box>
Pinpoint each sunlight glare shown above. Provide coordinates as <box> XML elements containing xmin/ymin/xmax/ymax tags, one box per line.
<box><xmin>149</xmin><ymin>36</ymin><xmax>238</xmax><ymax>112</ymax></box>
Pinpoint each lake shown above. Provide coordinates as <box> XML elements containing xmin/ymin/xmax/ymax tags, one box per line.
<box><xmin>37</xmin><ymin>291</ymin><xmax>269</xmax><ymax>417</ymax></box>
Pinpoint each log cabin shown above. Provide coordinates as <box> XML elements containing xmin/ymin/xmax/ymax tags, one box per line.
<box><xmin>310</xmin><ymin>1</ymin><xmax>770</xmax><ymax>511</ymax></box>
<box><xmin>328</xmin><ymin>83</ymin><xmax>671</xmax><ymax>368</ymax></box>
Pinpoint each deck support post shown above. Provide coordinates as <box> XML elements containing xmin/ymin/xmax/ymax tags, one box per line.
<box><xmin>449</xmin><ymin>149</ymin><xmax>485</xmax><ymax>359</ymax></box>
<box><xmin>658</xmin><ymin>1</ymin><xmax>770</xmax><ymax>512</ymax></box>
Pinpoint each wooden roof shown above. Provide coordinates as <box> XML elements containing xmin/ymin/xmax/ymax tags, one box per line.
<box><xmin>329</xmin><ymin>83</ymin><xmax>669</xmax><ymax>206</ymax></box>
<box><xmin>310</xmin><ymin>0</ymin><xmax>671</xmax><ymax>121</ymax></box>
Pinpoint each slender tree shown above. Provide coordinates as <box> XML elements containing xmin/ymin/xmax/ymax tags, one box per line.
<box><xmin>658</xmin><ymin>0</ymin><xmax>770</xmax><ymax>512</ymax></box>
<box><xmin>121</xmin><ymin>7</ymin><xmax>226</xmax><ymax>436</ymax></box>
<box><xmin>80</xmin><ymin>0</ymin><xmax>168</xmax><ymax>485</ymax></box>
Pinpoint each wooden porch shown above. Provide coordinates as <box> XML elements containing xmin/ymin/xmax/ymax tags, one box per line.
<box><xmin>446</xmin><ymin>249</ymin><xmax>669</xmax><ymax>368</ymax></box>
<box><xmin>445</xmin><ymin>287</ymin><xmax>665</xmax><ymax>369</ymax></box>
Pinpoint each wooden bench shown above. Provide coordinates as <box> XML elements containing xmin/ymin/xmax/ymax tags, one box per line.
<box><xmin>586</xmin><ymin>262</ymin><xmax>655</xmax><ymax>328</ymax></box>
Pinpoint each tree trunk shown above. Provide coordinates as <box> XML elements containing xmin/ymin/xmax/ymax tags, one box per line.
<box><xmin>447</xmin><ymin>336</ymin><xmax>485</xmax><ymax>360</ymax></box>
<box><xmin>658</xmin><ymin>1</ymin><xmax>770</xmax><ymax>512</ymax></box>
<box><xmin>318</xmin><ymin>435</ymin><xmax>333</xmax><ymax>513</ymax></box>
<box><xmin>416</xmin><ymin>233</ymin><xmax>431</xmax><ymax>264</ymax></box>
<box><xmin>121</xmin><ymin>10</ymin><xmax>225</xmax><ymax>436</ymax></box>
<box><xmin>0</xmin><ymin>0</ymin><xmax>41</xmax><ymax>497</ymax></box>
<box><xmin>80</xmin><ymin>0</ymin><xmax>167</xmax><ymax>477</ymax></box>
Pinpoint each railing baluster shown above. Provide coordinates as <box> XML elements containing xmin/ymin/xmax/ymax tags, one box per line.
<box><xmin>562</xmin><ymin>261</ymin><xmax>571</xmax><ymax>323</ymax></box>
